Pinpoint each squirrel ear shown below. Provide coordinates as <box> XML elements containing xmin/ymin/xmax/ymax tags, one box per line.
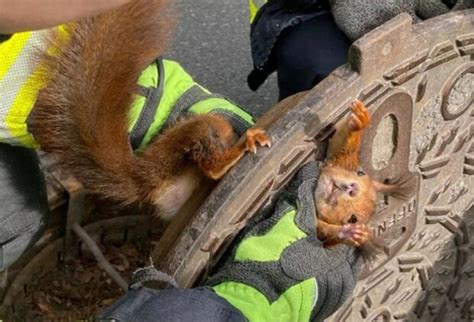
<box><xmin>373</xmin><ymin>181</ymin><xmax>399</xmax><ymax>193</ymax></box>
<box><xmin>373</xmin><ymin>181</ymin><xmax>408</xmax><ymax>200</ymax></box>
<box><xmin>373</xmin><ymin>175</ymin><xmax>417</xmax><ymax>200</ymax></box>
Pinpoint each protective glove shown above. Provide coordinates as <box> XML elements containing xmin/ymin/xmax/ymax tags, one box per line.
<box><xmin>329</xmin><ymin>0</ymin><xmax>454</xmax><ymax>41</ymax></box>
<box><xmin>206</xmin><ymin>161</ymin><xmax>362</xmax><ymax>322</ymax></box>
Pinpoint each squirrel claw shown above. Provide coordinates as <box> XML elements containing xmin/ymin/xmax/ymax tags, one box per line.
<box><xmin>245</xmin><ymin>128</ymin><xmax>271</xmax><ymax>154</ymax></box>
<box><xmin>337</xmin><ymin>224</ymin><xmax>370</xmax><ymax>247</ymax></box>
<box><xmin>348</xmin><ymin>100</ymin><xmax>370</xmax><ymax>131</ymax></box>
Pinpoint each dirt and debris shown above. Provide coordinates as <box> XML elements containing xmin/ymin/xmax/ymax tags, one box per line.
<box><xmin>10</xmin><ymin>237</ymin><xmax>157</xmax><ymax>321</ymax></box>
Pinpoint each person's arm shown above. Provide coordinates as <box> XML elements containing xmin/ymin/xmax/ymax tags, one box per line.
<box><xmin>0</xmin><ymin>0</ymin><xmax>131</xmax><ymax>33</ymax></box>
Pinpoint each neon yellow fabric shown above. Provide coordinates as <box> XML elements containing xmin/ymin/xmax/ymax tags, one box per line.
<box><xmin>188</xmin><ymin>97</ymin><xmax>254</xmax><ymax>126</ymax></box>
<box><xmin>0</xmin><ymin>31</ymin><xmax>43</xmax><ymax>147</ymax></box>
<box><xmin>212</xmin><ymin>207</ymin><xmax>318</xmax><ymax>320</ymax></box>
<box><xmin>129</xmin><ymin>60</ymin><xmax>254</xmax><ymax>151</ymax></box>
<box><xmin>235</xmin><ymin>210</ymin><xmax>307</xmax><ymax>262</ymax></box>
<box><xmin>0</xmin><ymin>33</ymin><xmax>30</xmax><ymax>80</ymax></box>
<box><xmin>213</xmin><ymin>279</ymin><xmax>317</xmax><ymax>322</ymax></box>
<box><xmin>128</xmin><ymin>60</ymin><xmax>194</xmax><ymax>150</ymax></box>
<box><xmin>0</xmin><ymin>26</ymin><xmax>69</xmax><ymax>148</ymax></box>
<box><xmin>249</xmin><ymin>0</ymin><xmax>269</xmax><ymax>23</ymax></box>
<box><xmin>249</xmin><ymin>0</ymin><xmax>259</xmax><ymax>23</ymax></box>
<box><xmin>4</xmin><ymin>64</ymin><xmax>46</xmax><ymax>148</ymax></box>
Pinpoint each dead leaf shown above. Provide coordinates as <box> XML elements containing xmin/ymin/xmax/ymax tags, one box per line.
<box><xmin>101</xmin><ymin>298</ymin><xmax>115</xmax><ymax>306</ymax></box>
<box><xmin>37</xmin><ymin>302</ymin><xmax>53</xmax><ymax>314</ymax></box>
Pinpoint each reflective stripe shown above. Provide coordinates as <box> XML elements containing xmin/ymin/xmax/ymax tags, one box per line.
<box><xmin>130</xmin><ymin>58</ymin><xmax>165</xmax><ymax>150</ymax></box>
<box><xmin>165</xmin><ymin>84</ymin><xmax>215</xmax><ymax>127</ymax></box>
<box><xmin>208</xmin><ymin>108</ymin><xmax>252</xmax><ymax>137</ymax></box>
<box><xmin>5</xmin><ymin>63</ymin><xmax>47</xmax><ymax>147</ymax></box>
<box><xmin>0</xmin><ymin>32</ymin><xmax>30</xmax><ymax>80</ymax></box>
<box><xmin>166</xmin><ymin>85</ymin><xmax>254</xmax><ymax>136</ymax></box>
<box><xmin>0</xmin><ymin>30</ymin><xmax>50</xmax><ymax>147</ymax></box>
<box><xmin>129</xmin><ymin>60</ymin><xmax>198</xmax><ymax>151</ymax></box>
<box><xmin>129</xmin><ymin>60</ymin><xmax>254</xmax><ymax>151</ymax></box>
<box><xmin>0</xmin><ymin>31</ymin><xmax>49</xmax><ymax>113</ymax></box>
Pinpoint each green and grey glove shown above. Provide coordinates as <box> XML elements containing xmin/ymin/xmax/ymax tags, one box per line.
<box><xmin>329</xmin><ymin>0</ymin><xmax>459</xmax><ymax>41</ymax></box>
<box><xmin>206</xmin><ymin>161</ymin><xmax>362</xmax><ymax>322</ymax></box>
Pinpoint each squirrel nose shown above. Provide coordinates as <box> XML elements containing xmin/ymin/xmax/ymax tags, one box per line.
<box><xmin>342</xmin><ymin>183</ymin><xmax>358</xmax><ymax>196</ymax></box>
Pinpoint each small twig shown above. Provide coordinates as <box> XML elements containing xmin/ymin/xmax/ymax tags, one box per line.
<box><xmin>71</xmin><ymin>223</ymin><xmax>128</xmax><ymax>291</ymax></box>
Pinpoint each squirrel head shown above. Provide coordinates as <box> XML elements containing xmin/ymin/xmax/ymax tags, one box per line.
<box><xmin>315</xmin><ymin>164</ymin><xmax>376</xmax><ymax>227</ymax></box>
<box><xmin>314</xmin><ymin>164</ymin><xmax>414</xmax><ymax>227</ymax></box>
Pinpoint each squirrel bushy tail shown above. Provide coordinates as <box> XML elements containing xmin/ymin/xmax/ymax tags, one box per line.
<box><xmin>29</xmin><ymin>0</ymin><xmax>174</xmax><ymax>207</ymax></box>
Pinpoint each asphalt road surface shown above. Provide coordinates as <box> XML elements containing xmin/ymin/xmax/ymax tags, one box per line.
<box><xmin>167</xmin><ymin>0</ymin><xmax>278</xmax><ymax>118</ymax></box>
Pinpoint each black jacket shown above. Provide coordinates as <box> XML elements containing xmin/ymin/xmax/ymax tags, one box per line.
<box><xmin>248</xmin><ymin>0</ymin><xmax>329</xmax><ymax>91</ymax></box>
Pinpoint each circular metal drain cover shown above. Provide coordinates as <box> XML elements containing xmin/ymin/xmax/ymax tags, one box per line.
<box><xmin>152</xmin><ymin>11</ymin><xmax>473</xmax><ymax>322</ymax></box>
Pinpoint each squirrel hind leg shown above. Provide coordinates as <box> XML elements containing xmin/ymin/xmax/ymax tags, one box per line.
<box><xmin>149</xmin><ymin>167</ymin><xmax>204</xmax><ymax>220</ymax></box>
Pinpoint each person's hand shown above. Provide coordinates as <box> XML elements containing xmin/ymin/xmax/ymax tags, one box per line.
<box><xmin>206</xmin><ymin>161</ymin><xmax>362</xmax><ymax>322</ymax></box>
<box><xmin>329</xmin><ymin>0</ymin><xmax>454</xmax><ymax>41</ymax></box>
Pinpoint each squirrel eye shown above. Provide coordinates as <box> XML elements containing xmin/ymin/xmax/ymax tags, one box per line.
<box><xmin>348</xmin><ymin>214</ymin><xmax>358</xmax><ymax>223</ymax></box>
<box><xmin>357</xmin><ymin>170</ymin><xmax>366</xmax><ymax>176</ymax></box>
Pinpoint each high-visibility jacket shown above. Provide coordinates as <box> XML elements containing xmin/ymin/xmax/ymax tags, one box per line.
<box><xmin>129</xmin><ymin>58</ymin><xmax>253</xmax><ymax>152</ymax></box>
<box><xmin>0</xmin><ymin>30</ymin><xmax>253</xmax><ymax>150</ymax></box>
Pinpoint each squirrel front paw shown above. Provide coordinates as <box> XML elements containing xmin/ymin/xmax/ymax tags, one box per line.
<box><xmin>337</xmin><ymin>224</ymin><xmax>370</xmax><ymax>247</ymax></box>
<box><xmin>245</xmin><ymin>128</ymin><xmax>271</xmax><ymax>154</ymax></box>
<box><xmin>348</xmin><ymin>100</ymin><xmax>370</xmax><ymax>131</ymax></box>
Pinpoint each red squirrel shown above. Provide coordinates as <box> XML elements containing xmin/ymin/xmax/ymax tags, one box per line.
<box><xmin>315</xmin><ymin>100</ymin><xmax>411</xmax><ymax>248</ymax></box>
<box><xmin>28</xmin><ymin>0</ymin><xmax>270</xmax><ymax>218</ymax></box>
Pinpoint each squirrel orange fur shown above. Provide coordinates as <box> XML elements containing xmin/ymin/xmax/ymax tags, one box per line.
<box><xmin>28</xmin><ymin>0</ymin><xmax>270</xmax><ymax>218</ymax></box>
<box><xmin>315</xmin><ymin>100</ymin><xmax>412</xmax><ymax>248</ymax></box>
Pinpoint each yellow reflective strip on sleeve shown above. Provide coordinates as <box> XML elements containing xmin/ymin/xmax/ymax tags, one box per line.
<box><xmin>0</xmin><ymin>32</ymin><xmax>32</xmax><ymax>80</ymax></box>
<box><xmin>2</xmin><ymin>118</ymin><xmax>38</xmax><ymax>148</ymax></box>
<box><xmin>0</xmin><ymin>32</ymin><xmax>31</xmax><ymax>79</ymax></box>
<box><xmin>4</xmin><ymin>64</ymin><xmax>48</xmax><ymax>148</ymax></box>
<box><xmin>1</xmin><ymin>26</ymin><xmax>69</xmax><ymax>148</ymax></box>
<box><xmin>46</xmin><ymin>25</ymin><xmax>72</xmax><ymax>56</ymax></box>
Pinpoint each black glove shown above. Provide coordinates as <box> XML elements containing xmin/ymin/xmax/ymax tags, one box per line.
<box><xmin>329</xmin><ymin>0</ymin><xmax>453</xmax><ymax>41</ymax></box>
